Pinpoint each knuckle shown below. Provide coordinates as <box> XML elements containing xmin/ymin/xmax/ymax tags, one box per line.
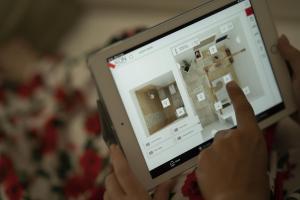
<box><xmin>214</xmin><ymin>130</ymin><xmax>227</xmax><ymax>140</ymax></box>
<box><xmin>198</xmin><ymin>149</ymin><xmax>210</xmax><ymax>164</ymax></box>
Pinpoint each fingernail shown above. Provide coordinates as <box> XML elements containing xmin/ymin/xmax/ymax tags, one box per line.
<box><xmin>279</xmin><ymin>34</ymin><xmax>289</xmax><ymax>44</ymax></box>
<box><xmin>282</xmin><ymin>34</ymin><xmax>288</xmax><ymax>40</ymax></box>
<box><xmin>227</xmin><ymin>81</ymin><xmax>238</xmax><ymax>89</ymax></box>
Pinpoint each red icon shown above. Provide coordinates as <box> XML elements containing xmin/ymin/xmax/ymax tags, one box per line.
<box><xmin>245</xmin><ymin>7</ymin><xmax>254</xmax><ymax>16</ymax></box>
<box><xmin>107</xmin><ymin>62</ymin><xmax>116</xmax><ymax>69</ymax></box>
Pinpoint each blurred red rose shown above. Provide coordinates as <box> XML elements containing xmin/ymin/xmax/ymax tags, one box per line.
<box><xmin>29</xmin><ymin>74</ymin><xmax>44</xmax><ymax>91</ymax></box>
<box><xmin>64</xmin><ymin>175</ymin><xmax>91</xmax><ymax>198</ymax></box>
<box><xmin>4</xmin><ymin>174</ymin><xmax>24</xmax><ymax>200</ymax></box>
<box><xmin>80</xmin><ymin>149</ymin><xmax>102</xmax><ymax>181</ymax></box>
<box><xmin>89</xmin><ymin>186</ymin><xmax>105</xmax><ymax>200</ymax></box>
<box><xmin>64</xmin><ymin>89</ymin><xmax>86</xmax><ymax>112</ymax></box>
<box><xmin>181</xmin><ymin>171</ymin><xmax>204</xmax><ymax>200</ymax></box>
<box><xmin>54</xmin><ymin>86</ymin><xmax>67</xmax><ymax>103</ymax></box>
<box><xmin>0</xmin><ymin>155</ymin><xmax>14</xmax><ymax>182</ymax></box>
<box><xmin>84</xmin><ymin>112</ymin><xmax>101</xmax><ymax>136</ymax></box>
<box><xmin>17</xmin><ymin>74</ymin><xmax>43</xmax><ymax>99</ymax></box>
<box><xmin>17</xmin><ymin>84</ymin><xmax>32</xmax><ymax>98</ymax></box>
<box><xmin>72</xmin><ymin>89</ymin><xmax>85</xmax><ymax>106</ymax></box>
<box><xmin>41</xmin><ymin>125</ymin><xmax>59</xmax><ymax>154</ymax></box>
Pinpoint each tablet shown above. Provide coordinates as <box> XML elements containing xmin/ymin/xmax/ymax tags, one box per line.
<box><xmin>88</xmin><ymin>0</ymin><xmax>297</xmax><ymax>190</ymax></box>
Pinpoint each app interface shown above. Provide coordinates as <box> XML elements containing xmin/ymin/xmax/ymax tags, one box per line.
<box><xmin>107</xmin><ymin>0</ymin><xmax>283</xmax><ymax>178</ymax></box>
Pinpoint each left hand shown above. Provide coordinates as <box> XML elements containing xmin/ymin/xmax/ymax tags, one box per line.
<box><xmin>104</xmin><ymin>145</ymin><xmax>175</xmax><ymax>200</ymax></box>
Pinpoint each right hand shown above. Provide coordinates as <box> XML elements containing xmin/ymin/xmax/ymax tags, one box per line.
<box><xmin>278</xmin><ymin>35</ymin><xmax>300</xmax><ymax>123</ymax></box>
<box><xmin>196</xmin><ymin>81</ymin><xmax>269</xmax><ymax>200</ymax></box>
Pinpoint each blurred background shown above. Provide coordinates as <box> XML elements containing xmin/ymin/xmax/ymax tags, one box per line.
<box><xmin>0</xmin><ymin>0</ymin><xmax>299</xmax><ymax>199</ymax></box>
<box><xmin>61</xmin><ymin>0</ymin><xmax>300</xmax><ymax>56</ymax></box>
<box><xmin>1</xmin><ymin>0</ymin><xmax>299</xmax><ymax>58</ymax></box>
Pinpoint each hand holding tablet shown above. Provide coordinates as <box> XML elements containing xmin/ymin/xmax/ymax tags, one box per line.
<box><xmin>104</xmin><ymin>81</ymin><xmax>270</xmax><ymax>200</ymax></box>
<box><xmin>89</xmin><ymin>0</ymin><xmax>297</xmax><ymax>190</ymax></box>
<box><xmin>278</xmin><ymin>35</ymin><xmax>300</xmax><ymax>123</ymax></box>
<box><xmin>104</xmin><ymin>145</ymin><xmax>176</xmax><ymax>200</ymax></box>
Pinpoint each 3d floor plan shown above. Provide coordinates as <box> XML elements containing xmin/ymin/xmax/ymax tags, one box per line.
<box><xmin>133</xmin><ymin>72</ymin><xmax>187</xmax><ymax>136</ymax></box>
<box><xmin>176</xmin><ymin>33</ymin><xmax>246</xmax><ymax>128</ymax></box>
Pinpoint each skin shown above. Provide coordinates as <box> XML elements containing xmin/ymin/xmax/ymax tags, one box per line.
<box><xmin>104</xmin><ymin>145</ymin><xmax>176</xmax><ymax>200</ymax></box>
<box><xmin>196</xmin><ymin>81</ymin><xmax>269</xmax><ymax>200</ymax></box>
<box><xmin>278</xmin><ymin>35</ymin><xmax>300</xmax><ymax>123</ymax></box>
<box><xmin>104</xmin><ymin>35</ymin><xmax>300</xmax><ymax>200</ymax></box>
<box><xmin>105</xmin><ymin>81</ymin><xmax>267</xmax><ymax>200</ymax></box>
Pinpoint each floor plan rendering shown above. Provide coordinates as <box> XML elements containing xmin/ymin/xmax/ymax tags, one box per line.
<box><xmin>132</xmin><ymin>72</ymin><xmax>187</xmax><ymax>136</ymax></box>
<box><xmin>173</xmin><ymin>18</ymin><xmax>265</xmax><ymax>135</ymax></box>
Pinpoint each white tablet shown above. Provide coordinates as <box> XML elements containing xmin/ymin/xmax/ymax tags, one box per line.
<box><xmin>88</xmin><ymin>0</ymin><xmax>297</xmax><ymax>191</ymax></box>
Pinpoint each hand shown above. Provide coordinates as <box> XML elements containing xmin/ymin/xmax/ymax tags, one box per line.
<box><xmin>278</xmin><ymin>35</ymin><xmax>300</xmax><ymax>123</ymax></box>
<box><xmin>104</xmin><ymin>145</ymin><xmax>175</xmax><ymax>200</ymax></box>
<box><xmin>196</xmin><ymin>81</ymin><xmax>269</xmax><ymax>200</ymax></box>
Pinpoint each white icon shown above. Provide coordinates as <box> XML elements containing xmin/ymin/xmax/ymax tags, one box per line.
<box><xmin>209</xmin><ymin>45</ymin><xmax>218</xmax><ymax>55</ymax></box>
<box><xmin>243</xmin><ymin>87</ymin><xmax>251</xmax><ymax>95</ymax></box>
<box><xmin>176</xmin><ymin>107</ymin><xmax>186</xmax><ymax>117</ymax></box>
<box><xmin>223</xmin><ymin>74</ymin><xmax>232</xmax><ymax>84</ymax></box>
<box><xmin>197</xmin><ymin>92</ymin><xmax>206</xmax><ymax>102</ymax></box>
<box><xmin>161</xmin><ymin>98</ymin><xmax>171</xmax><ymax>108</ymax></box>
<box><xmin>214</xmin><ymin>101</ymin><xmax>222</xmax><ymax>111</ymax></box>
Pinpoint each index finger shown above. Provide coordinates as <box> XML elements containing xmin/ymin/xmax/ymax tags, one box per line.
<box><xmin>110</xmin><ymin>145</ymin><xmax>140</xmax><ymax>194</ymax></box>
<box><xmin>226</xmin><ymin>81</ymin><xmax>257</xmax><ymax>129</ymax></box>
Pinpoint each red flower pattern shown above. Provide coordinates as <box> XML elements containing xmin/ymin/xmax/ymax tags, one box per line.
<box><xmin>54</xmin><ymin>86</ymin><xmax>67</xmax><ymax>103</ymax></box>
<box><xmin>85</xmin><ymin>112</ymin><xmax>101</xmax><ymax>135</ymax></box>
<box><xmin>181</xmin><ymin>171</ymin><xmax>204</xmax><ymax>200</ymax></box>
<box><xmin>17</xmin><ymin>84</ymin><xmax>33</xmax><ymax>98</ymax></box>
<box><xmin>4</xmin><ymin>174</ymin><xmax>24</xmax><ymax>200</ymax></box>
<box><xmin>0</xmin><ymin>155</ymin><xmax>14</xmax><ymax>182</ymax></box>
<box><xmin>88</xmin><ymin>186</ymin><xmax>105</xmax><ymax>200</ymax></box>
<box><xmin>17</xmin><ymin>74</ymin><xmax>43</xmax><ymax>99</ymax></box>
<box><xmin>64</xmin><ymin>175</ymin><xmax>92</xmax><ymax>198</ymax></box>
<box><xmin>80</xmin><ymin>149</ymin><xmax>102</xmax><ymax>181</ymax></box>
<box><xmin>41</xmin><ymin>125</ymin><xmax>59</xmax><ymax>154</ymax></box>
<box><xmin>29</xmin><ymin>74</ymin><xmax>44</xmax><ymax>91</ymax></box>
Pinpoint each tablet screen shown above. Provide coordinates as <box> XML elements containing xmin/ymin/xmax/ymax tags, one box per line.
<box><xmin>107</xmin><ymin>0</ymin><xmax>283</xmax><ymax>178</ymax></box>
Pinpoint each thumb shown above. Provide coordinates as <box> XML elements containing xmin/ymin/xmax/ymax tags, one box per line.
<box><xmin>153</xmin><ymin>179</ymin><xmax>177</xmax><ymax>200</ymax></box>
<box><xmin>278</xmin><ymin>35</ymin><xmax>300</xmax><ymax>74</ymax></box>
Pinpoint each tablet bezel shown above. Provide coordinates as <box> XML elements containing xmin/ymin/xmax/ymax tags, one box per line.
<box><xmin>88</xmin><ymin>0</ymin><xmax>297</xmax><ymax>191</ymax></box>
